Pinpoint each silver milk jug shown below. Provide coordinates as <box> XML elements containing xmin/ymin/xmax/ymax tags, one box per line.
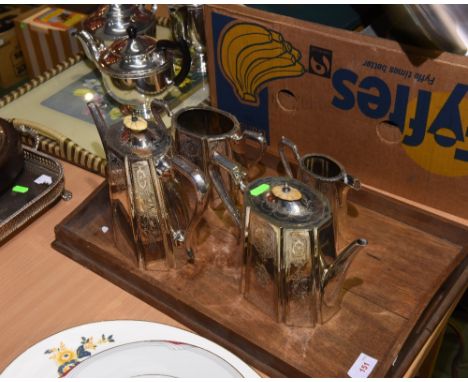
<box><xmin>279</xmin><ymin>136</ymin><xmax>361</xmax><ymax>251</ymax></box>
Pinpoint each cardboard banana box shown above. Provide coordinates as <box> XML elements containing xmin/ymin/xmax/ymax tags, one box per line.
<box><xmin>205</xmin><ymin>5</ymin><xmax>468</xmax><ymax>222</ymax></box>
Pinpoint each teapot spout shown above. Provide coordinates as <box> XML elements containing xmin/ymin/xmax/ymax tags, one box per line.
<box><xmin>87</xmin><ymin>102</ymin><xmax>109</xmax><ymax>156</ymax></box>
<box><xmin>321</xmin><ymin>238</ymin><xmax>367</xmax><ymax>289</ymax></box>
<box><xmin>74</xmin><ymin>29</ymin><xmax>104</xmax><ymax>64</ymax></box>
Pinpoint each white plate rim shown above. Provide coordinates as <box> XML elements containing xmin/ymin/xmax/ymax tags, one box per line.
<box><xmin>0</xmin><ymin>319</ymin><xmax>259</xmax><ymax>378</ymax></box>
<box><xmin>66</xmin><ymin>339</ymin><xmax>245</xmax><ymax>378</ymax></box>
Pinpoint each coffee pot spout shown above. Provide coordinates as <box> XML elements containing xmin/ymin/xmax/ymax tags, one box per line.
<box><xmin>87</xmin><ymin>102</ymin><xmax>110</xmax><ymax>156</ymax></box>
<box><xmin>321</xmin><ymin>238</ymin><xmax>367</xmax><ymax>289</ymax></box>
<box><xmin>74</xmin><ymin>29</ymin><xmax>104</xmax><ymax>64</ymax></box>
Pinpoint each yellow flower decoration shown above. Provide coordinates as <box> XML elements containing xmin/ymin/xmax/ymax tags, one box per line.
<box><xmin>84</xmin><ymin>337</ymin><xmax>97</xmax><ymax>350</ymax></box>
<box><xmin>48</xmin><ymin>342</ymin><xmax>77</xmax><ymax>366</ymax></box>
<box><xmin>57</xmin><ymin>349</ymin><xmax>76</xmax><ymax>364</ymax></box>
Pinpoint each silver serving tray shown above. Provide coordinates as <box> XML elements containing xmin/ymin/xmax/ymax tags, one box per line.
<box><xmin>0</xmin><ymin>147</ymin><xmax>65</xmax><ymax>244</ymax></box>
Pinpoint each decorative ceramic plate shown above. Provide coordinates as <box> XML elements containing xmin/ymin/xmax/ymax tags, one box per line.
<box><xmin>0</xmin><ymin>320</ymin><xmax>259</xmax><ymax>378</ymax></box>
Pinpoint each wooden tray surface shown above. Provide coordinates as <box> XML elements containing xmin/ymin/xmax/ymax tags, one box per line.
<box><xmin>52</xmin><ymin>180</ymin><xmax>468</xmax><ymax>377</ymax></box>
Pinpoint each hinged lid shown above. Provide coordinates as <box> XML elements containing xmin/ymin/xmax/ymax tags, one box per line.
<box><xmin>245</xmin><ymin>177</ymin><xmax>331</xmax><ymax>228</ymax></box>
<box><xmin>106</xmin><ymin>115</ymin><xmax>171</xmax><ymax>159</ymax></box>
<box><xmin>84</xmin><ymin>5</ymin><xmax>155</xmax><ymax>43</ymax></box>
<box><xmin>98</xmin><ymin>26</ymin><xmax>169</xmax><ymax>79</ymax></box>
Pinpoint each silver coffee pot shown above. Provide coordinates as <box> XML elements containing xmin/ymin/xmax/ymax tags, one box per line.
<box><xmin>82</xmin><ymin>4</ymin><xmax>157</xmax><ymax>46</ymax></box>
<box><xmin>88</xmin><ymin>102</ymin><xmax>209</xmax><ymax>270</ymax></box>
<box><xmin>76</xmin><ymin>26</ymin><xmax>191</xmax><ymax>120</ymax></box>
<box><xmin>169</xmin><ymin>4</ymin><xmax>206</xmax><ymax>73</ymax></box>
<box><xmin>210</xmin><ymin>158</ymin><xmax>367</xmax><ymax>327</ymax></box>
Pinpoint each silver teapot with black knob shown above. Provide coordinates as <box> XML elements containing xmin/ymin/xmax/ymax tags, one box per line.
<box><xmin>209</xmin><ymin>156</ymin><xmax>367</xmax><ymax>327</ymax></box>
<box><xmin>82</xmin><ymin>4</ymin><xmax>157</xmax><ymax>46</ymax></box>
<box><xmin>88</xmin><ymin>102</ymin><xmax>209</xmax><ymax>270</ymax></box>
<box><xmin>76</xmin><ymin>26</ymin><xmax>191</xmax><ymax>120</ymax></box>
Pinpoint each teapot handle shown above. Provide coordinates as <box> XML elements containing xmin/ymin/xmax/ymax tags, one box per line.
<box><xmin>171</xmin><ymin>154</ymin><xmax>209</xmax><ymax>260</ymax></box>
<box><xmin>232</xmin><ymin>128</ymin><xmax>267</xmax><ymax>168</ymax></box>
<box><xmin>156</xmin><ymin>39</ymin><xmax>192</xmax><ymax>87</ymax></box>
<box><xmin>278</xmin><ymin>136</ymin><xmax>302</xmax><ymax>178</ymax></box>
<box><xmin>208</xmin><ymin>151</ymin><xmax>247</xmax><ymax>229</ymax></box>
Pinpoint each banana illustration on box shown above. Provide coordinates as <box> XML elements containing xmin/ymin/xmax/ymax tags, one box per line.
<box><xmin>220</xmin><ymin>23</ymin><xmax>305</xmax><ymax>104</ymax></box>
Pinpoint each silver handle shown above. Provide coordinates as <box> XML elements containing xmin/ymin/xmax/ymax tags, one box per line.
<box><xmin>278</xmin><ymin>136</ymin><xmax>302</xmax><ymax>178</ymax></box>
<box><xmin>236</xmin><ymin>129</ymin><xmax>267</xmax><ymax>168</ymax></box>
<box><xmin>208</xmin><ymin>151</ymin><xmax>247</xmax><ymax>229</ymax></box>
<box><xmin>343</xmin><ymin>174</ymin><xmax>361</xmax><ymax>191</ymax></box>
<box><xmin>338</xmin><ymin>173</ymin><xmax>361</xmax><ymax>207</ymax></box>
<box><xmin>171</xmin><ymin>154</ymin><xmax>209</xmax><ymax>260</ymax></box>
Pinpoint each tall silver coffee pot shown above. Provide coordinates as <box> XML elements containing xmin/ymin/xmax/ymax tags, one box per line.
<box><xmin>88</xmin><ymin>102</ymin><xmax>209</xmax><ymax>270</ymax></box>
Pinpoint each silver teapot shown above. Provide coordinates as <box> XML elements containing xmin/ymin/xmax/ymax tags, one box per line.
<box><xmin>76</xmin><ymin>26</ymin><xmax>191</xmax><ymax>120</ymax></box>
<box><xmin>210</xmin><ymin>157</ymin><xmax>367</xmax><ymax>327</ymax></box>
<box><xmin>82</xmin><ymin>5</ymin><xmax>157</xmax><ymax>46</ymax></box>
<box><xmin>88</xmin><ymin>102</ymin><xmax>209</xmax><ymax>270</ymax></box>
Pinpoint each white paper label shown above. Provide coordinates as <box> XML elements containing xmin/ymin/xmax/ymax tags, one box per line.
<box><xmin>347</xmin><ymin>353</ymin><xmax>378</xmax><ymax>378</ymax></box>
<box><xmin>34</xmin><ymin>174</ymin><xmax>52</xmax><ymax>185</ymax></box>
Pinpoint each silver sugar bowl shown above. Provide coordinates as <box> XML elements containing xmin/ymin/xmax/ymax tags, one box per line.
<box><xmin>210</xmin><ymin>170</ymin><xmax>368</xmax><ymax>328</ymax></box>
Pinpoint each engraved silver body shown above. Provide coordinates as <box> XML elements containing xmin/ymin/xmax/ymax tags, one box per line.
<box><xmin>88</xmin><ymin>102</ymin><xmax>209</xmax><ymax>270</ymax></box>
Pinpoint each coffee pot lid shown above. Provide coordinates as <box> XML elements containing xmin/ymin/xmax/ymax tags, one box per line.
<box><xmin>245</xmin><ymin>177</ymin><xmax>331</xmax><ymax>227</ymax></box>
<box><xmin>84</xmin><ymin>5</ymin><xmax>155</xmax><ymax>43</ymax></box>
<box><xmin>98</xmin><ymin>26</ymin><xmax>168</xmax><ymax>79</ymax></box>
<box><xmin>106</xmin><ymin>115</ymin><xmax>172</xmax><ymax>159</ymax></box>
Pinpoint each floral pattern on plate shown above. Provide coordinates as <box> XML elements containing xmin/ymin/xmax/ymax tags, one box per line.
<box><xmin>45</xmin><ymin>335</ymin><xmax>114</xmax><ymax>377</ymax></box>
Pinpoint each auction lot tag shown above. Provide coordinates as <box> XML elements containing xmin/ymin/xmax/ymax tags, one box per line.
<box><xmin>34</xmin><ymin>174</ymin><xmax>53</xmax><ymax>185</ymax></box>
<box><xmin>12</xmin><ymin>185</ymin><xmax>29</xmax><ymax>194</ymax></box>
<box><xmin>347</xmin><ymin>353</ymin><xmax>378</xmax><ymax>378</ymax></box>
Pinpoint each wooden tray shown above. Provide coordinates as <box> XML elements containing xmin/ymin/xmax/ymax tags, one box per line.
<box><xmin>52</xmin><ymin>179</ymin><xmax>468</xmax><ymax>377</ymax></box>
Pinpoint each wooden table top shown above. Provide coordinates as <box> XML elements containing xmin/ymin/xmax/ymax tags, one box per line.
<box><xmin>0</xmin><ymin>162</ymin><xmax>194</xmax><ymax>373</ymax></box>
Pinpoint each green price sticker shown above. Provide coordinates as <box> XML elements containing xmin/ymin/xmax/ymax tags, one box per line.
<box><xmin>250</xmin><ymin>183</ymin><xmax>270</xmax><ymax>197</ymax></box>
<box><xmin>12</xmin><ymin>185</ymin><xmax>29</xmax><ymax>194</ymax></box>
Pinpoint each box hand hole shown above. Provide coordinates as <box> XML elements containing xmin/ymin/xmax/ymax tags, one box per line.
<box><xmin>376</xmin><ymin>120</ymin><xmax>403</xmax><ymax>145</ymax></box>
<box><xmin>276</xmin><ymin>89</ymin><xmax>297</xmax><ymax>112</ymax></box>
